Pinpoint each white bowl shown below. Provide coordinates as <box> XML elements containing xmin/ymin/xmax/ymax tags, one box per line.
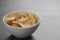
<box><xmin>3</xmin><ymin>11</ymin><xmax>40</xmax><ymax>38</ymax></box>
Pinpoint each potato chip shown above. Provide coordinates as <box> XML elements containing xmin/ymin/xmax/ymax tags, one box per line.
<box><xmin>28</xmin><ymin>13</ymin><xmax>37</xmax><ymax>25</ymax></box>
<box><xmin>12</xmin><ymin>21</ymin><xmax>22</xmax><ymax>27</ymax></box>
<box><xmin>5</xmin><ymin>16</ymin><xmax>15</xmax><ymax>21</ymax></box>
<box><xmin>16</xmin><ymin>18</ymin><xmax>28</xmax><ymax>22</ymax></box>
<box><xmin>4</xmin><ymin>12</ymin><xmax>37</xmax><ymax>28</ymax></box>
<box><xmin>12</xmin><ymin>23</ymin><xmax>20</xmax><ymax>27</ymax></box>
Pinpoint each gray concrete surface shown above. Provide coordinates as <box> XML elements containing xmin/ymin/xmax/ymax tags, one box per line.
<box><xmin>0</xmin><ymin>0</ymin><xmax>60</xmax><ymax>40</ymax></box>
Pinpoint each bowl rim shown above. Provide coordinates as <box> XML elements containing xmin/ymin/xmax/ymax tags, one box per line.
<box><xmin>3</xmin><ymin>11</ymin><xmax>41</xmax><ymax>29</ymax></box>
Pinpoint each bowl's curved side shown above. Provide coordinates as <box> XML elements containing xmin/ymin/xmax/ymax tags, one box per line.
<box><xmin>5</xmin><ymin>22</ymin><xmax>40</xmax><ymax>38</ymax></box>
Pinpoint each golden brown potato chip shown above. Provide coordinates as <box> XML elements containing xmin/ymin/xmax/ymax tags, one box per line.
<box><xmin>28</xmin><ymin>14</ymin><xmax>37</xmax><ymax>25</ymax></box>
<box><xmin>6</xmin><ymin>17</ymin><xmax>15</xmax><ymax>21</ymax></box>
<box><xmin>12</xmin><ymin>23</ymin><xmax>20</xmax><ymax>27</ymax></box>
<box><xmin>12</xmin><ymin>21</ymin><xmax>22</xmax><ymax>27</ymax></box>
<box><xmin>5</xmin><ymin>12</ymin><xmax>37</xmax><ymax>28</ymax></box>
<box><xmin>16</xmin><ymin>18</ymin><xmax>28</xmax><ymax>22</ymax></box>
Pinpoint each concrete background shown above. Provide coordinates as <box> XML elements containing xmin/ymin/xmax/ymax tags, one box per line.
<box><xmin>0</xmin><ymin>0</ymin><xmax>60</xmax><ymax>40</ymax></box>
